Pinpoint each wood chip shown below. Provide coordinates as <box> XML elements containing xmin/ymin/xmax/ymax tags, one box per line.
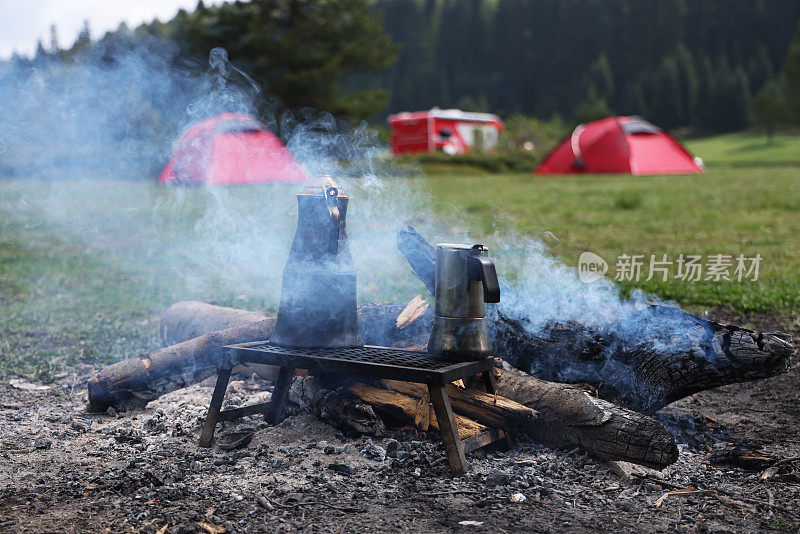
<box><xmin>200</xmin><ymin>522</ymin><xmax>226</xmax><ymax>534</ymax></box>
<box><xmin>8</xmin><ymin>379</ymin><xmax>50</xmax><ymax>392</ymax></box>
<box><xmin>654</xmin><ymin>488</ymin><xmax>716</xmax><ymax>508</ymax></box>
<box><xmin>759</xmin><ymin>456</ymin><xmax>800</xmax><ymax>481</ymax></box>
<box><xmin>413</xmin><ymin>391</ymin><xmax>431</xmax><ymax>431</ymax></box>
<box><xmin>396</xmin><ymin>295</ymin><xmax>429</xmax><ymax>330</ymax></box>
<box><xmin>155</xmin><ymin>525</ymin><xmax>169</xmax><ymax>534</ymax></box>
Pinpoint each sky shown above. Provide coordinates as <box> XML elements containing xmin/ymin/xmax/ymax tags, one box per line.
<box><xmin>0</xmin><ymin>0</ymin><xmax>223</xmax><ymax>58</ymax></box>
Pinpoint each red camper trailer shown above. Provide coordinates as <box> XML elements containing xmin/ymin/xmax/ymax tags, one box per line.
<box><xmin>387</xmin><ymin>108</ymin><xmax>504</xmax><ymax>155</ymax></box>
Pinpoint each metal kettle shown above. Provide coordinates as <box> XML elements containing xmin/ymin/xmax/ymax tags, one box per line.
<box><xmin>270</xmin><ymin>176</ymin><xmax>364</xmax><ymax>348</ymax></box>
<box><xmin>428</xmin><ymin>243</ymin><xmax>500</xmax><ymax>360</ymax></box>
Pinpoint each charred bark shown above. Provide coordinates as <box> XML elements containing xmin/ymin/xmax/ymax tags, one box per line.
<box><xmin>289</xmin><ymin>376</ymin><xmax>387</xmax><ymax>437</ymax></box>
<box><xmin>87</xmin><ymin>317</ymin><xmax>276</xmax><ymax>412</ymax></box>
<box><xmin>495</xmin><ymin>363</ymin><xmax>677</xmax><ymax>469</ymax></box>
<box><xmin>397</xmin><ymin>226</ymin><xmax>794</xmax><ymax>414</ymax></box>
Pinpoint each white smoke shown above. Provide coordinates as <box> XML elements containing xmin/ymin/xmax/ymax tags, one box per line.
<box><xmin>0</xmin><ymin>37</ymin><xmax>696</xmax><ymax>367</ymax></box>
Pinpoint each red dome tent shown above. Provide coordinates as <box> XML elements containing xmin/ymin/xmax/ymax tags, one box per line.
<box><xmin>158</xmin><ymin>112</ymin><xmax>308</xmax><ymax>185</ymax></box>
<box><xmin>534</xmin><ymin>116</ymin><xmax>702</xmax><ymax>175</ymax></box>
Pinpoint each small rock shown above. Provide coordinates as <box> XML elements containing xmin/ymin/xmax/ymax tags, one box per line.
<box><xmin>324</xmin><ymin>445</ymin><xmax>336</xmax><ymax>455</ymax></box>
<box><xmin>71</xmin><ymin>421</ymin><xmax>89</xmax><ymax>433</ymax></box>
<box><xmin>317</xmin><ymin>440</ymin><xmax>328</xmax><ymax>450</ymax></box>
<box><xmin>327</xmin><ymin>462</ymin><xmax>354</xmax><ymax>476</ymax></box>
<box><xmin>485</xmin><ymin>469</ymin><xmax>509</xmax><ymax>487</ymax></box>
<box><xmin>217</xmin><ymin>427</ymin><xmax>255</xmax><ymax>451</ymax></box>
<box><xmin>361</xmin><ymin>439</ymin><xmax>386</xmax><ymax>462</ymax></box>
<box><xmin>510</xmin><ymin>492</ymin><xmax>526</xmax><ymax>503</ymax></box>
<box><xmin>33</xmin><ymin>438</ymin><xmax>51</xmax><ymax>450</ymax></box>
<box><xmin>258</xmin><ymin>496</ymin><xmax>274</xmax><ymax>511</ymax></box>
<box><xmin>384</xmin><ymin>438</ymin><xmax>400</xmax><ymax>458</ymax></box>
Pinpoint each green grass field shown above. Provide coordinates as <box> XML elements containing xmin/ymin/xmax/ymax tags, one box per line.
<box><xmin>1</xmin><ymin>132</ymin><xmax>799</xmax><ymax>381</ymax></box>
<box><xmin>422</xmin><ymin>166</ymin><xmax>800</xmax><ymax>314</ymax></box>
<box><xmin>684</xmin><ymin>131</ymin><xmax>800</xmax><ymax>167</ymax></box>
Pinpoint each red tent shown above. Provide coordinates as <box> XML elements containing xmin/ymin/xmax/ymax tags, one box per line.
<box><xmin>534</xmin><ymin>116</ymin><xmax>702</xmax><ymax>175</ymax></box>
<box><xmin>158</xmin><ymin>112</ymin><xmax>308</xmax><ymax>185</ymax></box>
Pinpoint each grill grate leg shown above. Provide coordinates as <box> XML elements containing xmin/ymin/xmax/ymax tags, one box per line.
<box><xmin>199</xmin><ymin>366</ymin><xmax>232</xmax><ymax>448</ymax></box>
<box><xmin>266</xmin><ymin>366</ymin><xmax>295</xmax><ymax>425</ymax></box>
<box><xmin>428</xmin><ymin>384</ymin><xmax>467</xmax><ymax>477</ymax></box>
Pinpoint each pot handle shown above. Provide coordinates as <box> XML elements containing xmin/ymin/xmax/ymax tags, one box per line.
<box><xmin>467</xmin><ymin>256</ymin><xmax>501</xmax><ymax>303</ymax></box>
<box><xmin>325</xmin><ymin>185</ymin><xmax>340</xmax><ymax>255</ymax></box>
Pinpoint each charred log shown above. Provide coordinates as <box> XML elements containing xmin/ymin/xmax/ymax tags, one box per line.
<box><xmin>87</xmin><ymin>316</ymin><xmax>276</xmax><ymax>412</ymax></box>
<box><xmin>160</xmin><ymin>301</ymin><xmax>270</xmax><ymax>346</ymax></box>
<box><xmin>289</xmin><ymin>376</ymin><xmax>387</xmax><ymax>437</ymax></box>
<box><xmin>495</xmin><ymin>363</ymin><xmax>677</xmax><ymax>469</ymax></box>
<box><xmin>397</xmin><ymin>226</ymin><xmax>794</xmax><ymax>414</ymax></box>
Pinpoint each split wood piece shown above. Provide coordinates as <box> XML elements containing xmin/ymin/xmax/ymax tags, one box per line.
<box><xmin>396</xmin><ymin>296</ymin><xmax>430</xmax><ymax>330</ymax></box>
<box><xmin>397</xmin><ymin>225</ymin><xmax>794</xmax><ymax>414</ymax></box>
<box><xmin>378</xmin><ymin>379</ymin><xmax>537</xmax><ymax>433</ymax></box>
<box><xmin>87</xmin><ymin>316</ymin><xmax>277</xmax><ymax>412</ymax></box>
<box><xmin>154</xmin><ymin>301</ymin><xmax>677</xmax><ymax>468</ymax></box>
<box><xmin>710</xmin><ymin>444</ymin><xmax>781</xmax><ymax>470</ymax></box>
<box><xmin>347</xmin><ymin>382</ymin><xmax>487</xmax><ymax>439</ymax></box>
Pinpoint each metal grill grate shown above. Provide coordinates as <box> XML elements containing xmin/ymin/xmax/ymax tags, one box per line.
<box><xmin>225</xmin><ymin>341</ymin><xmax>494</xmax><ymax>385</ymax></box>
<box><xmin>241</xmin><ymin>342</ymin><xmax>453</xmax><ymax>370</ymax></box>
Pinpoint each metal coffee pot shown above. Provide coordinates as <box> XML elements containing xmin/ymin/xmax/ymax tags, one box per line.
<box><xmin>270</xmin><ymin>176</ymin><xmax>364</xmax><ymax>348</ymax></box>
<box><xmin>428</xmin><ymin>243</ymin><xmax>500</xmax><ymax>360</ymax></box>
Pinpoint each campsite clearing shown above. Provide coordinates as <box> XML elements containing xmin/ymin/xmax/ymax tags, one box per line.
<box><xmin>1</xmin><ymin>141</ymin><xmax>799</xmax><ymax>382</ymax></box>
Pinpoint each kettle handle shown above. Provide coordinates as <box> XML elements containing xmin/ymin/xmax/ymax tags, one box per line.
<box><xmin>467</xmin><ymin>256</ymin><xmax>501</xmax><ymax>303</ymax></box>
<box><xmin>325</xmin><ymin>185</ymin><xmax>340</xmax><ymax>255</ymax></box>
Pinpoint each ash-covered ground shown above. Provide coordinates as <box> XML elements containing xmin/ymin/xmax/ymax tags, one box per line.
<box><xmin>2</xmin><ymin>337</ymin><xmax>799</xmax><ymax>533</ymax></box>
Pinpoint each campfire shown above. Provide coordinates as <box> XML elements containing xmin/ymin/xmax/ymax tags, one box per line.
<box><xmin>87</xmin><ymin>176</ymin><xmax>794</xmax><ymax>479</ymax></box>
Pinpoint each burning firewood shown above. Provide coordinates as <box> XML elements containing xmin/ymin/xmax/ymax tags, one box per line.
<box><xmin>397</xmin><ymin>226</ymin><xmax>794</xmax><ymax>414</ymax></box>
<box><xmin>288</xmin><ymin>363</ymin><xmax>676</xmax><ymax>469</ymax></box>
<box><xmin>111</xmin><ymin>300</ymin><xmax>676</xmax><ymax>468</ymax></box>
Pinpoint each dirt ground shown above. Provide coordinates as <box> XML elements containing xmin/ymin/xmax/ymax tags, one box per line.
<box><xmin>1</xmin><ymin>315</ymin><xmax>798</xmax><ymax>534</ymax></box>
